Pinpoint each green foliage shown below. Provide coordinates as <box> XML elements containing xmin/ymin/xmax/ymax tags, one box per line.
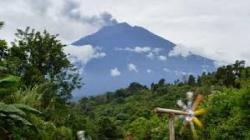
<box><xmin>6</xmin><ymin>27</ymin><xmax>81</xmax><ymax>101</ymax></box>
<box><xmin>0</xmin><ymin>75</ymin><xmax>20</xmax><ymax>95</ymax></box>
<box><xmin>0</xmin><ymin>102</ymin><xmax>41</xmax><ymax>138</ymax></box>
<box><xmin>53</xmin><ymin>126</ymin><xmax>73</xmax><ymax>140</ymax></box>
<box><xmin>0</xmin><ymin>75</ymin><xmax>78</xmax><ymax>139</ymax></box>
<box><xmin>198</xmin><ymin>88</ymin><xmax>250</xmax><ymax>140</ymax></box>
<box><xmin>29</xmin><ymin>115</ymin><xmax>74</xmax><ymax>140</ymax></box>
<box><xmin>0</xmin><ymin>22</ymin><xmax>82</xmax><ymax>139</ymax></box>
<box><xmin>96</xmin><ymin>117</ymin><xmax>123</xmax><ymax>140</ymax></box>
<box><xmin>75</xmin><ymin>60</ymin><xmax>250</xmax><ymax>140</ymax></box>
<box><xmin>187</xmin><ymin>75</ymin><xmax>196</xmax><ymax>86</ymax></box>
<box><xmin>0</xmin><ymin>73</ymin><xmax>41</xmax><ymax>139</ymax></box>
<box><xmin>0</xmin><ymin>39</ymin><xmax>8</xmax><ymax>61</ymax></box>
<box><xmin>127</xmin><ymin>115</ymin><xmax>168</xmax><ymax>140</ymax></box>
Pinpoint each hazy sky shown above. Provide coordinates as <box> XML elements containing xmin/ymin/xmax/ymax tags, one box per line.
<box><xmin>1</xmin><ymin>0</ymin><xmax>250</xmax><ymax>65</ymax></box>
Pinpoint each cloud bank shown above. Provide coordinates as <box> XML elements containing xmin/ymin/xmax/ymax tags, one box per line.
<box><xmin>0</xmin><ymin>0</ymin><xmax>117</xmax><ymax>44</ymax></box>
<box><xmin>64</xmin><ymin>45</ymin><xmax>106</xmax><ymax>70</ymax></box>
<box><xmin>168</xmin><ymin>44</ymin><xmax>192</xmax><ymax>58</ymax></box>
<box><xmin>1</xmin><ymin>0</ymin><xmax>250</xmax><ymax>65</ymax></box>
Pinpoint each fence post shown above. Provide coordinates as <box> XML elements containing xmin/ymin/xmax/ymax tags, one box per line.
<box><xmin>169</xmin><ymin>113</ymin><xmax>175</xmax><ymax>140</ymax></box>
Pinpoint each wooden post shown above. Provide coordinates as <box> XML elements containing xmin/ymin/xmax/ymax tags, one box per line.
<box><xmin>126</xmin><ymin>133</ymin><xmax>133</xmax><ymax>140</ymax></box>
<box><xmin>154</xmin><ymin>107</ymin><xmax>188</xmax><ymax>140</ymax></box>
<box><xmin>168</xmin><ymin>113</ymin><xmax>175</xmax><ymax>140</ymax></box>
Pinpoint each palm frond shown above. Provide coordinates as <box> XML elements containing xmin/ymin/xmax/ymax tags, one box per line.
<box><xmin>0</xmin><ymin>102</ymin><xmax>26</xmax><ymax>116</ymax></box>
<box><xmin>0</xmin><ymin>75</ymin><xmax>20</xmax><ymax>85</ymax></box>
<box><xmin>13</xmin><ymin>104</ymin><xmax>41</xmax><ymax>115</ymax></box>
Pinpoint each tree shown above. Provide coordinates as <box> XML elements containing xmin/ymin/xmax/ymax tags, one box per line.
<box><xmin>187</xmin><ymin>75</ymin><xmax>196</xmax><ymax>86</ymax></box>
<box><xmin>151</xmin><ymin>79</ymin><xmax>168</xmax><ymax>94</ymax></box>
<box><xmin>97</xmin><ymin>117</ymin><xmax>123</xmax><ymax>139</ymax></box>
<box><xmin>0</xmin><ymin>21</ymin><xmax>3</xmax><ymax>29</ymax></box>
<box><xmin>7</xmin><ymin>27</ymin><xmax>81</xmax><ymax>101</ymax></box>
<box><xmin>127</xmin><ymin>82</ymin><xmax>147</xmax><ymax>94</ymax></box>
<box><xmin>215</xmin><ymin>60</ymin><xmax>246</xmax><ymax>88</ymax></box>
<box><xmin>0</xmin><ymin>21</ymin><xmax>8</xmax><ymax>67</ymax></box>
<box><xmin>158</xmin><ymin>78</ymin><xmax>165</xmax><ymax>86</ymax></box>
<box><xmin>0</xmin><ymin>40</ymin><xmax>8</xmax><ymax>61</ymax></box>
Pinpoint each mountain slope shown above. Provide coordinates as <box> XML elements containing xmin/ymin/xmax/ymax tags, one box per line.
<box><xmin>72</xmin><ymin>22</ymin><xmax>215</xmax><ymax>96</ymax></box>
<box><xmin>73</xmin><ymin>22</ymin><xmax>174</xmax><ymax>50</ymax></box>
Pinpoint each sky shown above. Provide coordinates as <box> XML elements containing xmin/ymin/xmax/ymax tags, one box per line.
<box><xmin>1</xmin><ymin>0</ymin><xmax>250</xmax><ymax>65</ymax></box>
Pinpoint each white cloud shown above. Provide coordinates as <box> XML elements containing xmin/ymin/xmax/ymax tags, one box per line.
<box><xmin>72</xmin><ymin>0</ymin><xmax>250</xmax><ymax>65</ymax></box>
<box><xmin>163</xmin><ymin>68</ymin><xmax>170</xmax><ymax>73</ymax></box>
<box><xmin>1</xmin><ymin>0</ymin><xmax>250</xmax><ymax>65</ymax></box>
<box><xmin>116</xmin><ymin>46</ymin><xmax>166</xmax><ymax>61</ymax></box>
<box><xmin>0</xmin><ymin>0</ymin><xmax>116</xmax><ymax>43</ymax></box>
<box><xmin>64</xmin><ymin>45</ymin><xmax>106</xmax><ymax>68</ymax></box>
<box><xmin>116</xmin><ymin>46</ymin><xmax>151</xmax><ymax>54</ymax></box>
<box><xmin>146</xmin><ymin>52</ymin><xmax>154</xmax><ymax>59</ymax></box>
<box><xmin>181</xmin><ymin>71</ymin><xmax>187</xmax><ymax>75</ymax></box>
<box><xmin>134</xmin><ymin>46</ymin><xmax>151</xmax><ymax>53</ymax></box>
<box><xmin>173</xmin><ymin>70</ymin><xmax>187</xmax><ymax>76</ymax></box>
<box><xmin>110</xmin><ymin>68</ymin><xmax>121</xmax><ymax>77</ymax></box>
<box><xmin>146</xmin><ymin>69</ymin><xmax>152</xmax><ymax>73</ymax></box>
<box><xmin>163</xmin><ymin>68</ymin><xmax>187</xmax><ymax>76</ymax></box>
<box><xmin>158</xmin><ymin>55</ymin><xmax>167</xmax><ymax>61</ymax></box>
<box><xmin>168</xmin><ymin>44</ymin><xmax>192</xmax><ymax>57</ymax></box>
<box><xmin>128</xmin><ymin>63</ymin><xmax>138</xmax><ymax>72</ymax></box>
<box><xmin>153</xmin><ymin>48</ymin><xmax>162</xmax><ymax>54</ymax></box>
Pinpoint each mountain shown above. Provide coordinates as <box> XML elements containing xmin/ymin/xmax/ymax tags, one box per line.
<box><xmin>72</xmin><ymin>22</ymin><xmax>215</xmax><ymax>96</ymax></box>
<box><xmin>73</xmin><ymin>22</ymin><xmax>174</xmax><ymax>51</ymax></box>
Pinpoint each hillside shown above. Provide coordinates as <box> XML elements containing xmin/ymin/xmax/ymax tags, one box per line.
<box><xmin>75</xmin><ymin>60</ymin><xmax>250</xmax><ymax>140</ymax></box>
<box><xmin>71</xmin><ymin>22</ymin><xmax>215</xmax><ymax>96</ymax></box>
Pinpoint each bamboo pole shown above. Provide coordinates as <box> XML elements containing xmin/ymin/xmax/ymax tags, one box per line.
<box><xmin>169</xmin><ymin>113</ymin><xmax>175</xmax><ymax>140</ymax></box>
<box><xmin>154</xmin><ymin>107</ymin><xmax>189</xmax><ymax>115</ymax></box>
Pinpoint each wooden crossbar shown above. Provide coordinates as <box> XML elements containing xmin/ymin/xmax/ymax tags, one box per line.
<box><xmin>154</xmin><ymin>107</ymin><xmax>189</xmax><ymax>115</ymax></box>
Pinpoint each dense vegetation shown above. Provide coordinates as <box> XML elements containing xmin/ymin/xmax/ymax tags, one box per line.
<box><xmin>0</xmin><ymin>21</ymin><xmax>250</xmax><ymax>139</ymax></box>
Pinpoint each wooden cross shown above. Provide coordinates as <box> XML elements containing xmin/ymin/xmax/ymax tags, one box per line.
<box><xmin>154</xmin><ymin>108</ymin><xmax>189</xmax><ymax>140</ymax></box>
